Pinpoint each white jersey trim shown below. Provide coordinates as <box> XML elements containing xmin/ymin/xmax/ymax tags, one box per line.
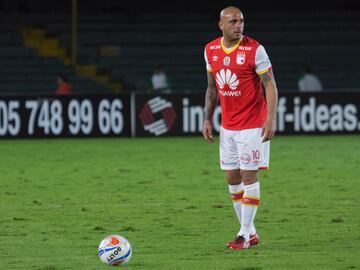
<box><xmin>255</xmin><ymin>45</ymin><xmax>272</xmax><ymax>74</ymax></box>
<box><xmin>204</xmin><ymin>48</ymin><xmax>212</xmax><ymax>71</ymax></box>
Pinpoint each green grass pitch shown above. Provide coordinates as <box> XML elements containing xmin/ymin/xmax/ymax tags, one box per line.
<box><xmin>0</xmin><ymin>135</ymin><xmax>359</xmax><ymax>270</ymax></box>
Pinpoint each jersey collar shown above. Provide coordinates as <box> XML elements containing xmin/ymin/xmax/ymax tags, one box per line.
<box><xmin>221</xmin><ymin>36</ymin><xmax>242</xmax><ymax>55</ymax></box>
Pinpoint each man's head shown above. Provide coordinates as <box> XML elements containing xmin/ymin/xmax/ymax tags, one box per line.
<box><xmin>154</xmin><ymin>64</ymin><xmax>164</xmax><ymax>74</ymax></box>
<box><xmin>57</xmin><ymin>74</ymin><xmax>69</xmax><ymax>85</ymax></box>
<box><xmin>219</xmin><ymin>6</ymin><xmax>244</xmax><ymax>41</ymax></box>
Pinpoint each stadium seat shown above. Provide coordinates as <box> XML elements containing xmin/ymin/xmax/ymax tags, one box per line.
<box><xmin>1</xmin><ymin>9</ymin><xmax>359</xmax><ymax>94</ymax></box>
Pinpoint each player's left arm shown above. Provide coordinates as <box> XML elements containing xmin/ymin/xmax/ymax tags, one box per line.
<box><xmin>259</xmin><ymin>69</ymin><xmax>278</xmax><ymax>142</ymax></box>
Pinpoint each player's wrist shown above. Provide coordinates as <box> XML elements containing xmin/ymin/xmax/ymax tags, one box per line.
<box><xmin>266</xmin><ymin>115</ymin><xmax>276</xmax><ymax>121</ymax></box>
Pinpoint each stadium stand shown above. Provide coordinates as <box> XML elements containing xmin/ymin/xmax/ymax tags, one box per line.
<box><xmin>55</xmin><ymin>10</ymin><xmax>360</xmax><ymax>92</ymax></box>
<box><xmin>0</xmin><ymin>1</ymin><xmax>359</xmax><ymax>95</ymax></box>
<box><xmin>0</xmin><ymin>29</ymin><xmax>113</xmax><ymax>95</ymax></box>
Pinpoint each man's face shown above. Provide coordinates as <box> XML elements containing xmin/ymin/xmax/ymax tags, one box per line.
<box><xmin>219</xmin><ymin>12</ymin><xmax>244</xmax><ymax>41</ymax></box>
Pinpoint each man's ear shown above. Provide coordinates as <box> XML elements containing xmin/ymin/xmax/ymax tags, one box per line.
<box><xmin>218</xmin><ymin>20</ymin><xmax>223</xmax><ymax>31</ymax></box>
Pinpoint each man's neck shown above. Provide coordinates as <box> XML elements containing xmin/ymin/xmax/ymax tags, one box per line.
<box><xmin>222</xmin><ymin>36</ymin><xmax>242</xmax><ymax>48</ymax></box>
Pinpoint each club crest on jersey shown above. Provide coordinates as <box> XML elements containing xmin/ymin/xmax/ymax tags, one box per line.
<box><xmin>236</xmin><ymin>52</ymin><xmax>246</xmax><ymax>65</ymax></box>
<box><xmin>223</xmin><ymin>56</ymin><xmax>231</xmax><ymax>66</ymax></box>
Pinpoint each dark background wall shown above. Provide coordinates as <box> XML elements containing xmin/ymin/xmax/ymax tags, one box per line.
<box><xmin>0</xmin><ymin>0</ymin><xmax>359</xmax><ymax>95</ymax></box>
<box><xmin>0</xmin><ymin>0</ymin><xmax>359</xmax><ymax>13</ymax></box>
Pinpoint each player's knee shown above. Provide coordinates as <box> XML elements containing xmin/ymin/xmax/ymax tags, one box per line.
<box><xmin>226</xmin><ymin>170</ymin><xmax>241</xmax><ymax>184</ymax></box>
<box><xmin>241</xmin><ymin>170</ymin><xmax>258</xmax><ymax>185</ymax></box>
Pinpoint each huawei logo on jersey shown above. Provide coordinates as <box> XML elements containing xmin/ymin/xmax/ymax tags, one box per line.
<box><xmin>216</xmin><ymin>69</ymin><xmax>239</xmax><ymax>90</ymax></box>
<box><xmin>215</xmin><ymin>69</ymin><xmax>241</xmax><ymax>96</ymax></box>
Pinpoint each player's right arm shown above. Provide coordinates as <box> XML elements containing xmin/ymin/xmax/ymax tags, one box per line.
<box><xmin>203</xmin><ymin>71</ymin><xmax>218</xmax><ymax>143</ymax></box>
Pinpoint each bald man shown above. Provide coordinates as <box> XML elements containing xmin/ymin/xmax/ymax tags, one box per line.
<box><xmin>203</xmin><ymin>7</ymin><xmax>278</xmax><ymax>250</ymax></box>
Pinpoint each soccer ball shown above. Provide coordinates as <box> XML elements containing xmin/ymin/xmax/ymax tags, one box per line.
<box><xmin>98</xmin><ymin>235</ymin><xmax>132</xmax><ymax>266</ymax></box>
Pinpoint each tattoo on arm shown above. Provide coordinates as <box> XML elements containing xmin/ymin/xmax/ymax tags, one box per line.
<box><xmin>204</xmin><ymin>72</ymin><xmax>218</xmax><ymax>121</ymax></box>
<box><xmin>259</xmin><ymin>70</ymin><xmax>275</xmax><ymax>85</ymax></box>
<box><xmin>260</xmin><ymin>69</ymin><xmax>278</xmax><ymax>120</ymax></box>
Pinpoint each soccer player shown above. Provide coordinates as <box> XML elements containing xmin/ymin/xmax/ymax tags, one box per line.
<box><xmin>202</xmin><ymin>6</ymin><xmax>278</xmax><ymax>250</ymax></box>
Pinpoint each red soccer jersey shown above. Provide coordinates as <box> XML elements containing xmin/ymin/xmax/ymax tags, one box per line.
<box><xmin>204</xmin><ymin>36</ymin><xmax>272</xmax><ymax>130</ymax></box>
